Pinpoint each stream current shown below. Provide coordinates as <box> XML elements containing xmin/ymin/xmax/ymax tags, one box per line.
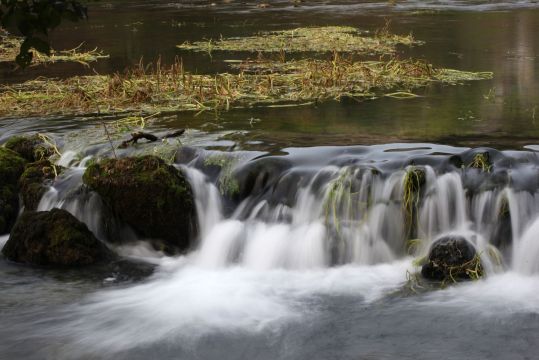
<box><xmin>2</xmin><ymin>1</ymin><xmax>539</xmax><ymax>359</ymax></box>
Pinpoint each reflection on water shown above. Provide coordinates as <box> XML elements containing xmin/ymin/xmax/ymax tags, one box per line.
<box><xmin>1</xmin><ymin>1</ymin><xmax>539</xmax><ymax>148</ymax></box>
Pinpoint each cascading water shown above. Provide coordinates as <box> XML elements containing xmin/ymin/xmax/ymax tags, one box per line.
<box><xmin>6</xmin><ymin>142</ymin><xmax>539</xmax><ymax>359</ymax></box>
<box><xmin>29</xmin><ymin>144</ymin><xmax>539</xmax><ymax>274</ymax></box>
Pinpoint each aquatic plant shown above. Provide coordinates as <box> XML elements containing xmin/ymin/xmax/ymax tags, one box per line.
<box><xmin>468</xmin><ymin>152</ymin><xmax>492</xmax><ymax>172</ymax></box>
<box><xmin>204</xmin><ymin>153</ymin><xmax>240</xmax><ymax>196</ymax></box>
<box><xmin>323</xmin><ymin>168</ymin><xmax>355</xmax><ymax>235</ymax></box>
<box><xmin>0</xmin><ymin>55</ymin><xmax>493</xmax><ymax>119</ymax></box>
<box><xmin>177</xmin><ymin>26</ymin><xmax>418</xmax><ymax>55</ymax></box>
<box><xmin>444</xmin><ymin>253</ymin><xmax>484</xmax><ymax>283</ymax></box>
<box><xmin>402</xmin><ymin>166</ymin><xmax>425</xmax><ymax>239</ymax></box>
<box><xmin>0</xmin><ymin>29</ymin><xmax>108</xmax><ymax>66</ymax></box>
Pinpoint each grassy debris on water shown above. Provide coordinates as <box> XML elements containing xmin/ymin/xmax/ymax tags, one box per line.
<box><xmin>177</xmin><ymin>26</ymin><xmax>418</xmax><ymax>55</ymax></box>
<box><xmin>0</xmin><ymin>53</ymin><xmax>493</xmax><ymax>118</ymax></box>
<box><xmin>0</xmin><ymin>26</ymin><xmax>492</xmax><ymax>118</ymax></box>
<box><xmin>0</xmin><ymin>29</ymin><xmax>108</xmax><ymax>66</ymax></box>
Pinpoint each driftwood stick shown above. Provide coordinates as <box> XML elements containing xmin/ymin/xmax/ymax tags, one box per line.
<box><xmin>119</xmin><ymin>129</ymin><xmax>185</xmax><ymax>148</ymax></box>
<box><xmin>163</xmin><ymin>129</ymin><xmax>185</xmax><ymax>139</ymax></box>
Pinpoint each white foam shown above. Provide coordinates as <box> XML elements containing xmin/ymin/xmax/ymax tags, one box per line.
<box><xmin>0</xmin><ymin>234</ymin><xmax>9</xmax><ymax>249</ymax></box>
<box><xmin>420</xmin><ymin>272</ymin><xmax>539</xmax><ymax>316</ymax></box>
<box><xmin>58</xmin><ymin>260</ymin><xmax>410</xmax><ymax>354</ymax></box>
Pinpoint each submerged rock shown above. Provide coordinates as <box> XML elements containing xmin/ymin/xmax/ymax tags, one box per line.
<box><xmin>0</xmin><ymin>147</ymin><xmax>27</xmax><ymax>234</ymax></box>
<box><xmin>421</xmin><ymin>236</ymin><xmax>483</xmax><ymax>282</ymax></box>
<box><xmin>82</xmin><ymin>155</ymin><xmax>197</xmax><ymax>253</ymax></box>
<box><xmin>19</xmin><ymin>160</ymin><xmax>61</xmax><ymax>211</ymax></box>
<box><xmin>4</xmin><ymin>135</ymin><xmax>55</xmax><ymax>163</ymax></box>
<box><xmin>2</xmin><ymin>208</ymin><xmax>113</xmax><ymax>266</ymax></box>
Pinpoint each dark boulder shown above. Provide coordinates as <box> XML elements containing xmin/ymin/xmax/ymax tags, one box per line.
<box><xmin>421</xmin><ymin>235</ymin><xmax>483</xmax><ymax>282</ymax></box>
<box><xmin>234</xmin><ymin>156</ymin><xmax>292</xmax><ymax>201</ymax></box>
<box><xmin>19</xmin><ymin>160</ymin><xmax>61</xmax><ymax>211</ymax></box>
<box><xmin>82</xmin><ymin>155</ymin><xmax>197</xmax><ymax>253</ymax></box>
<box><xmin>0</xmin><ymin>147</ymin><xmax>27</xmax><ymax>234</ymax></box>
<box><xmin>1</xmin><ymin>208</ymin><xmax>113</xmax><ymax>266</ymax></box>
<box><xmin>4</xmin><ymin>135</ymin><xmax>55</xmax><ymax>163</ymax></box>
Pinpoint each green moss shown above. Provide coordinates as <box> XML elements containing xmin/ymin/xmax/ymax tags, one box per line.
<box><xmin>83</xmin><ymin>155</ymin><xmax>197</xmax><ymax>253</ymax></box>
<box><xmin>2</xmin><ymin>208</ymin><xmax>113</xmax><ymax>266</ymax></box>
<box><xmin>204</xmin><ymin>154</ymin><xmax>240</xmax><ymax>196</ymax></box>
<box><xmin>4</xmin><ymin>134</ymin><xmax>55</xmax><ymax>162</ymax></box>
<box><xmin>0</xmin><ymin>147</ymin><xmax>27</xmax><ymax>234</ymax></box>
<box><xmin>19</xmin><ymin>160</ymin><xmax>61</xmax><ymax>211</ymax></box>
<box><xmin>0</xmin><ymin>147</ymin><xmax>27</xmax><ymax>180</ymax></box>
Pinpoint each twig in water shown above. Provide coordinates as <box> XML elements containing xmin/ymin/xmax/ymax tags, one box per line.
<box><xmin>119</xmin><ymin>129</ymin><xmax>185</xmax><ymax>148</ymax></box>
<box><xmin>101</xmin><ymin>121</ymin><xmax>118</xmax><ymax>159</ymax></box>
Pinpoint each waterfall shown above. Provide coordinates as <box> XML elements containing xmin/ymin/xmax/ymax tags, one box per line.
<box><xmin>514</xmin><ymin>216</ymin><xmax>539</xmax><ymax>275</ymax></box>
<box><xmin>19</xmin><ymin>146</ymin><xmax>539</xmax><ymax>275</ymax></box>
<box><xmin>181</xmin><ymin>166</ymin><xmax>223</xmax><ymax>239</ymax></box>
<box><xmin>37</xmin><ymin>168</ymin><xmax>112</xmax><ymax>241</ymax></box>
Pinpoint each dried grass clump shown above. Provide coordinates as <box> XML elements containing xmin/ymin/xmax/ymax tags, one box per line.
<box><xmin>177</xmin><ymin>26</ymin><xmax>418</xmax><ymax>55</ymax></box>
<box><xmin>0</xmin><ymin>29</ymin><xmax>108</xmax><ymax>66</ymax></box>
<box><xmin>0</xmin><ymin>54</ymin><xmax>493</xmax><ymax>118</ymax></box>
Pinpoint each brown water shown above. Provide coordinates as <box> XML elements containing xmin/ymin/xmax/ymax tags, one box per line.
<box><xmin>2</xmin><ymin>0</ymin><xmax>539</xmax><ymax>150</ymax></box>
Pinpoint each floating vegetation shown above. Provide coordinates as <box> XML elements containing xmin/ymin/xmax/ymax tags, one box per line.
<box><xmin>0</xmin><ymin>24</ymin><xmax>493</xmax><ymax>119</ymax></box>
<box><xmin>177</xmin><ymin>26</ymin><xmax>418</xmax><ymax>55</ymax></box>
<box><xmin>0</xmin><ymin>29</ymin><xmax>108</xmax><ymax>66</ymax></box>
<box><xmin>468</xmin><ymin>152</ymin><xmax>492</xmax><ymax>172</ymax></box>
<box><xmin>0</xmin><ymin>54</ymin><xmax>493</xmax><ymax>118</ymax></box>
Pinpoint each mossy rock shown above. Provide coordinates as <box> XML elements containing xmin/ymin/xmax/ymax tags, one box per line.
<box><xmin>1</xmin><ymin>208</ymin><xmax>113</xmax><ymax>266</ymax></box>
<box><xmin>421</xmin><ymin>235</ymin><xmax>483</xmax><ymax>283</ymax></box>
<box><xmin>4</xmin><ymin>135</ymin><xmax>54</xmax><ymax>162</ymax></box>
<box><xmin>0</xmin><ymin>147</ymin><xmax>27</xmax><ymax>234</ymax></box>
<box><xmin>19</xmin><ymin>160</ymin><xmax>62</xmax><ymax>211</ymax></box>
<box><xmin>82</xmin><ymin>155</ymin><xmax>197</xmax><ymax>253</ymax></box>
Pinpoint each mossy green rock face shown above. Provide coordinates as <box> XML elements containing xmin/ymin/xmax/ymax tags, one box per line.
<box><xmin>0</xmin><ymin>147</ymin><xmax>27</xmax><ymax>234</ymax></box>
<box><xmin>4</xmin><ymin>135</ymin><xmax>54</xmax><ymax>162</ymax></box>
<box><xmin>19</xmin><ymin>160</ymin><xmax>60</xmax><ymax>211</ymax></box>
<box><xmin>83</xmin><ymin>155</ymin><xmax>197</xmax><ymax>253</ymax></box>
<box><xmin>2</xmin><ymin>208</ymin><xmax>113</xmax><ymax>266</ymax></box>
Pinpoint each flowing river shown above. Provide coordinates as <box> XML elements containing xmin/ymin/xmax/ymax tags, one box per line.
<box><xmin>2</xmin><ymin>1</ymin><xmax>539</xmax><ymax>359</ymax></box>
